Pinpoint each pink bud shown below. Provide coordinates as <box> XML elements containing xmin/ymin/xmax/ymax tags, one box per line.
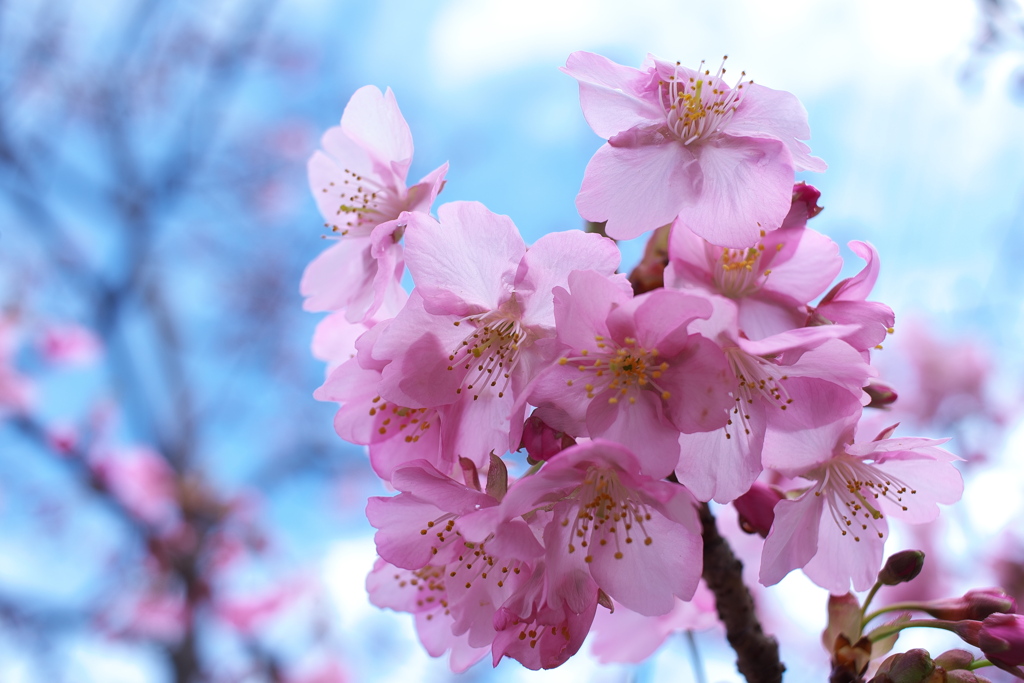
<box><xmin>520</xmin><ymin>414</ymin><xmax>576</xmax><ymax>464</ymax></box>
<box><xmin>780</xmin><ymin>181</ymin><xmax>823</xmax><ymax>229</ymax></box>
<box><xmin>877</xmin><ymin>550</ymin><xmax>926</xmax><ymax>586</ymax></box>
<box><xmin>733</xmin><ymin>482</ymin><xmax>783</xmax><ymax>538</ymax></box>
<box><xmin>979</xmin><ymin>613</ymin><xmax>1024</xmax><ymax>667</ymax></box>
<box><xmin>865</xmin><ymin>381</ymin><xmax>899</xmax><ymax>410</ymax></box>
<box><xmin>921</xmin><ymin>589</ymin><xmax>1016</xmax><ymax>621</ymax></box>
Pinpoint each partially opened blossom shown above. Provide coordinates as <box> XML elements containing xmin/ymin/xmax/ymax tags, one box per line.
<box><xmin>302</xmin><ymin>85</ymin><xmax>447</xmax><ymax>323</ymax></box>
<box><xmin>527</xmin><ymin>269</ymin><xmax>733</xmax><ymax>477</ymax></box>
<box><xmin>666</xmin><ymin>184</ymin><xmax>842</xmax><ymax>339</ymax></box>
<box><xmin>760</xmin><ymin>384</ymin><xmax>963</xmax><ymax>594</ymax></box>
<box><xmin>564</xmin><ymin>51</ymin><xmax>825</xmax><ymax>247</ymax></box>
<box><xmin>372</xmin><ymin>201</ymin><xmax>623</xmax><ymax>462</ymax></box>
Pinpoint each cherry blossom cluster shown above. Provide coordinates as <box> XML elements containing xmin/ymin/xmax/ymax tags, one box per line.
<box><xmin>305</xmin><ymin>53</ymin><xmax>966</xmax><ymax>671</ymax></box>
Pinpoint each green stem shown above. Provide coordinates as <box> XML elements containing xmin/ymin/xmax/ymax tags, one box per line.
<box><xmin>968</xmin><ymin>659</ymin><xmax>993</xmax><ymax>670</ymax></box>
<box><xmin>859</xmin><ymin>580</ymin><xmax>884</xmax><ymax>625</ymax></box>
<box><xmin>867</xmin><ymin>619</ymin><xmax>960</xmax><ymax>643</ymax></box>
<box><xmin>863</xmin><ymin>601</ymin><xmax>932</xmax><ymax>625</ymax></box>
<box><xmin>523</xmin><ymin>461</ymin><xmax>544</xmax><ymax>476</ymax></box>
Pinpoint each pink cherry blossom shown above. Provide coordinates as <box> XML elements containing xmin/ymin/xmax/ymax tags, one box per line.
<box><xmin>372</xmin><ymin>201</ymin><xmax>623</xmax><ymax>463</ymax></box>
<box><xmin>564</xmin><ymin>51</ymin><xmax>825</xmax><ymax>247</ymax></box>
<box><xmin>471</xmin><ymin>440</ymin><xmax>704</xmax><ymax>617</ymax></box>
<box><xmin>38</xmin><ymin>323</ymin><xmax>101</xmax><ymax>366</ymax></box>
<box><xmin>666</xmin><ymin>185</ymin><xmax>842</xmax><ymax>339</ymax></box>
<box><xmin>526</xmin><ymin>269</ymin><xmax>733</xmax><ymax>477</ymax></box>
<box><xmin>91</xmin><ymin>446</ymin><xmax>180</xmax><ymax>528</ymax></box>
<box><xmin>676</xmin><ymin>293</ymin><xmax>873</xmax><ymax>503</ymax></box>
<box><xmin>759</xmin><ymin>384</ymin><xmax>963</xmax><ymax>594</ymax></box>
<box><xmin>0</xmin><ymin>313</ymin><xmax>32</xmax><ymax>414</ymax></box>
<box><xmin>214</xmin><ymin>579</ymin><xmax>310</xmax><ymax>635</ymax></box>
<box><xmin>301</xmin><ymin>85</ymin><xmax>447</xmax><ymax>323</ymax></box>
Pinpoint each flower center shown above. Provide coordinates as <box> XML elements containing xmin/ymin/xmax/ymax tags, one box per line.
<box><xmin>814</xmin><ymin>457</ymin><xmax>918</xmax><ymax>542</ymax></box>
<box><xmin>559</xmin><ymin>335</ymin><xmax>671</xmax><ymax>405</ymax></box>
<box><xmin>722</xmin><ymin>346</ymin><xmax>793</xmax><ymax>439</ymax></box>
<box><xmin>320</xmin><ymin>168</ymin><xmax>404</xmax><ymax>236</ymax></box>
<box><xmin>448</xmin><ymin>311</ymin><xmax>526</xmax><ymax>400</ymax></box>
<box><xmin>563</xmin><ymin>467</ymin><xmax>654</xmax><ymax>563</ymax></box>
<box><xmin>711</xmin><ymin>233</ymin><xmax>779</xmax><ymax>298</ymax></box>
<box><xmin>659</xmin><ymin>56</ymin><xmax>750</xmax><ymax>145</ymax></box>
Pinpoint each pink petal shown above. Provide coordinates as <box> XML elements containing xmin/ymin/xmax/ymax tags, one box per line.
<box><xmin>553</xmin><ymin>270</ymin><xmax>630</xmax><ymax>353</ymax></box>
<box><xmin>862</xmin><ymin>455</ymin><xmax>963</xmax><ymax>525</ymax></box>
<box><xmin>676</xmin><ymin>401</ymin><xmax>765</xmax><ymax>503</ymax></box>
<box><xmin>561</xmin><ymin>51</ymin><xmax>662</xmax><ymax>139</ymax></box>
<box><xmin>404</xmin><ymin>202</ymin><xmax>525</xmax><ymax>316</ymax></box>
<box><xmin>514</xmin><ymin>230</ymin><xmax>622</xmax><ymax>329</ymax></box>
<box><xmin>340</xmin><ymin>86</ymin><xmax>413</xmax><ymax>178</ymax></box>
<box><xmin>586</xmin><ymin>390</ymin><xmax>681</xmax><ymax>477</ymax></box>
<box><xmin>577</xmin><ymin>140</ymin><xmax>699</xmax><ymax>241</ymax></box>
<box><xmin>759</xmin><ymin>490</ymin><xmax>823</xmax><ymax>587</ymax></box>
<box><xmin>758</xmin><ymin>227</ymin><xmax>842</xmax><ymax>304</ymax></box>
<box><xmin>761</xmin><ymin>381</ymin><xmax>861</xmax><ymax>474</ymax></box>
<box><xmin>726</xmin><ymin>83</ymin><xmax>826</xmax><ymax>173</ymax></box>
<box><xmin>678</xmin><ymin>135</ymin><xmax>794</xmax><ymax>248</ymax></box>
<box><xmin>300</xmin><ymin>237</ymin><xmax>375</xmax><ymax>314</ymax></box>
<box><xmin>803</xmin><ymin>506</ymin><xmax>886</xmax><ymax>594</ymax></box>
<box><xmin>737</xmin><ymin>296</ymin><xmax>807</xmax><ymax>340</ymax></box>
<box><xmin>656</xmin><ymin>335</ymin><xmax>734</xmax><ymax>434</ymax></box>
<box><xmin>589</xmin><ymin>491</ymin><xmax>702</xmax><ymax>616</ymax></box>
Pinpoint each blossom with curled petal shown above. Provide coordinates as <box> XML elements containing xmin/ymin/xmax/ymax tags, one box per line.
<box><xmin>564</xmin><ymin>51</ymin><xmax>825</xmax><ymax>247</ymax></box>
<box><xmin>302</xmin><ymin>85</ymin><xmax>447</xmax><ymax>323</ymax></box>
<box><xmin>759</xmin><ymin>384</ymin><xmax>963</xmax><ymax>594</ymax></box>
<box><xmin>809</xmin><ymin>240</ymin><xmax>896</xmax><ymax>356</ymax></box>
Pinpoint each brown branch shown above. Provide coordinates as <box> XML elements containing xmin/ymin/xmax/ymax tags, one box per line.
<box><xmin>700</xmin><ymin>502</ymin><xmax>785</xmax><ymax>683</ymax></box>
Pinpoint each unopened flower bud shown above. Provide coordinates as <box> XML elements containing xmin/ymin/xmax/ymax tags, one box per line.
<box><xmin>865</xmin><ymin>380</ymin><xmax>899</xmax><ymax>409</ymax></box>
<box><xmin>979</xmin><ymin>613</ymin><xmax>1024</xmax><ymax>667</ymax></box>
<box><xmin>627</xmin><ymin>224</ymin><xmax>670</xmax><ymax>295</ymax></box>
<box><xmin>780</xmin><ymin>181</ymin><xmax>823</xmax><ymax>229</ymax></box>
<box><xmin>870</xmin><ymin>648</ymin><xmax>935</xmax><ymax>683</ymax></box>
<box><xmin>920</xmin><ymin>588</ymin><xmax>1016</xmax><ymax>621</ymax></box>
<box><xmin>933</xmin><ymin>648</ymin><xmax>977</xmax><ymax>670</ymax></box>
<box><xmin>520</xmin><ymin>414</ymin><xmax>576</xmax><ymax>464</ymax></box>
<box><xmin>878</xmin><ymin>550</ymin><xmax>926</xmax><ymax>586</ymax></box>
<box><xmin>734</xmin><ymin>481</ymin><xmax>783</xmax><ymax>538</ymax></box>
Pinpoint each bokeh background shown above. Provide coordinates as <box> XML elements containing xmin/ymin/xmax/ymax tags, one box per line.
<box><xmin>1</xmin><ymin>0</ymin><xmax>1023</xmax><ymax>681</ymax></box>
